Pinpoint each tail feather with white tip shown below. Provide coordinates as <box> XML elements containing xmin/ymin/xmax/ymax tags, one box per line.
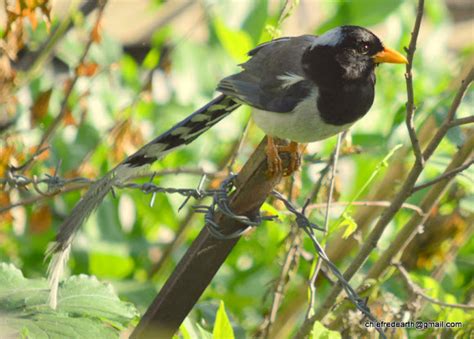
<box><xmin>46</xmin><ymin>94</ymin><xmax>240</xmax><ymax>308</ymax></box>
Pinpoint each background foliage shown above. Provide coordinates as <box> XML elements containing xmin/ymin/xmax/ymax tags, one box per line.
<box><xmin>1</xmin><ymin>0</ymin><xmax>472</xmax><ymax>337</ymax></box>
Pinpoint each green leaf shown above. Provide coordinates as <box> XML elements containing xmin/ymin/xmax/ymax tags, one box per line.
<box><xmin>340</xmin><ymin>212</ymin><xmax>358</xmax><ymax>239</ymax></box>
<box><xmin>0</xmin><ymin>263</ymin><xmax>138</xmax><ymax>338</ymax></box>
<box><xmin>197</xmin><ymin>323</ymin><xmax>213</xmax><ymax>339</ymax></box>
<box><xmin>143</xmin><ymin>48</ymin><xmax>161</xmax><ymax>70</ymax></box>
<box><xmin>331</xmin><ymin>144</ymin><xmax>402</xmax><ymax>234</ymax></box>
<box><xmin>213</xmin><ymin>17</ymin><xmax>253</xmax><ymax>63</ymax></box>
<box><xmin>242</xmin><ymin>0</ymin><xmax>268</xmax><ymax>43</ymax></box>
<box><xmin>212</xmin><ymin>301</ymin><xmax>234</xmax><ymax>339</ymax></box>
<box><xmin>89</xmin><ymin>252</ymin><xmax>135</xmax><ymax>278</ymax></box>
<box><xmin>318</xmin><ymin>0</ymin><xmax>403</xmax><ymax>33</ymax></box>
<box><xmin>120</xmin><ymin>54</ymin><xmax>141</xmax><ymax>90</ymax></box>
<box><xmin>311</xmin><ymin>321</ymin><xmax>341</xmax><ymax>339</ymax></box>
<box><xmin>179</xmin><ymin>317</ymin><xmax>200</xmax><ymax>339</ymax></box>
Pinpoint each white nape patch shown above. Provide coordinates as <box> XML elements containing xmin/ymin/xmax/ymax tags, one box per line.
<box><xmin>311</xmin><ymin>27</ymin><xmax>343</xmax><ymax>47</ymax></box>
<box><xmin>277</xmin><ymin>73</ymin><xmax>305</xmax><ymax>89</ymax></box>
<box><xmin>252</xmin><ymin>88</ymin><xmax>353</xmax><ymax>143</ymax></box>
<box><xmin>171</xmin><ymin>126</ymin><xmax>191</xmax><ymax>136</ymax></box>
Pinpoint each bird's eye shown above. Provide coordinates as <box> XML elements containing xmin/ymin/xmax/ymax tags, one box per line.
<box><xmin>360</xmin><ymin>43</ymin><xmax>370</xmax><ymax>54</ymax></box>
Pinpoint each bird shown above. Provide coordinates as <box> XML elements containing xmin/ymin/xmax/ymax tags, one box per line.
<box><xmin>46</xmin><ymin>25</ymin><xmax>408</xmax><ymax>308</ymax></box>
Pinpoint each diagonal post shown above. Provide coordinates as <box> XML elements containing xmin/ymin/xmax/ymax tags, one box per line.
<box><xmin>131</xmin><ymin>137</ymin><xmax>288</xmax><ymax>338</ymax></box>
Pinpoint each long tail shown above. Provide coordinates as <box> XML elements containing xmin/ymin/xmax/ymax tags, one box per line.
<box><xmin>47</xmin><ymin>94</ymin><xmax>240</xmax><ymax>308</ymax></box>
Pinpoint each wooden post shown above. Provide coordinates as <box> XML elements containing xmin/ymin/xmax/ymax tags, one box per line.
<box><xmin>131</xmin><ymin>138</ymin><xmax>288</xmax><ymax>338</ymax></box>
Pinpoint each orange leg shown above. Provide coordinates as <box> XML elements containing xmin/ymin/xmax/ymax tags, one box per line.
<box><xmin>266</xmin><ymin>136</ymin><xmax>283</xmax><ymax>176</ymax></box>
<box><xmin>266</xmin><ymin>137</ymin><xmax>302</xmax><ymax>176</ymax></box>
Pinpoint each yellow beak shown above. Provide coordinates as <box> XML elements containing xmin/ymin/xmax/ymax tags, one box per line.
<box><xmin>374</xmin><ymin>46</ymin><xmax>408</xmax><ymax>64</ymax></box>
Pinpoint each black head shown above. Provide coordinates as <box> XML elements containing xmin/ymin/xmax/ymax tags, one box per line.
<box><xmin>332</xmin><ymin>26</ymin><xmax>384</xmax><ymax>73</ymax></box>
<box><xmin>302</xmin><ymin>25</ymin><xmax>407</xmax><ymax>87</ymax></box>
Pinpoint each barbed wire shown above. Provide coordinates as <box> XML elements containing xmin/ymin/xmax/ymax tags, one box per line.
<box><xmin>193</xmin><ymin>174</ymin><xmax>278</xmax><ymax>240</ymax></box>
<box><xmin>271</xmin><ymin>190</ymin><xmax>386</xmax><ymax>339</ymax></box>
<box><xmin>3</xmin><ymin>167</ymin><xmax>384</xmax><ymax>337</ymax></box>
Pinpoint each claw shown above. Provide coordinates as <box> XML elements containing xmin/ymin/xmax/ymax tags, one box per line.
<box><xmin>278</xmin><ymin>141</ymin><xmax>301</xmax><ymax>176</ymax></box>
<box><xmin>266</xmin><ymin>136</ymin><xmax>283</xmax><ymax>176</ymax></box>
<box><xmin>266</xmin><ymin>137</ymin><xmax>302</xmax><ymax>177</ymax></box>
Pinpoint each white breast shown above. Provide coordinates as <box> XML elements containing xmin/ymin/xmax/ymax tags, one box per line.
<box><xmin>251</xmin><ymin>89</ymin><xmax>353</xmax><ymax>143</ymax></box>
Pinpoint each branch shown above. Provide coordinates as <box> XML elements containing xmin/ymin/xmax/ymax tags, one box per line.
<box><xmin>366</xmin><ymin>131</ymin><xmax>474</xmax><ymax>281</ymax></box>
<box><xmin>447</xmin><ymin>115</ymin><xmax>474</xmax><ymax>128</ymax></box>
<box><xmin>422</xmin><ymin>67</ymin><xmax>474</xmax><ymax>161</ymax></box>
<box><xmin>404</xmin><ymin>0</ymin><xmax>425</xmax><ymax>165</ymax></box>
<box><xmin>260</xmin><ymin>226</ymin><xmax>301</xmax><ymax>338</ymax></box>
<box><xmin>412</xmin><ymin>159</ymin><xmax>473</xmax><ymax>193</ymax></box>
<box><xmin>16</xmin><ymin>1</ymin><xmax>100</xmax><ymax>82</ymax></box>
<box><xmin>305</xmin><ymin>134</ymin><xmax>342</xmax><ymax>319</ymax></box>
<box><xmin>14</xmin><ymin>0</ymin><xmax>108</xmax><ymax>173</ymax></box>
<box><xmin>394</xmin><ymin>263</ymin><xmax>474</xmax><ymax>310</ymax></box>
<box><xmin>307</xmin><ymin>200</ymin><xmax>424</xmax><ymax>217</ymax></box>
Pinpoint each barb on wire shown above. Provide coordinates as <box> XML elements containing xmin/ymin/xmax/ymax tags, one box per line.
<box><xmin>194</xmin><ymin>175</ymin><xmax>277</xmax><ymax>240</ymax></box>
<box><xmin>0</xmin><ymin>166</ymin><xmax>212</xmax><ymax>214</ymax></box>
<box><xmin>271</xmin><ymin>190</ymin><xmax>386</xmax><ymax>339</ymax></box>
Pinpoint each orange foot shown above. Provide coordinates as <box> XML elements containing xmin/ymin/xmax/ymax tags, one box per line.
<box><xmin>266</xmin><ymin>136</ymin><xmax>302</xmax><ymax>177</ymax></box>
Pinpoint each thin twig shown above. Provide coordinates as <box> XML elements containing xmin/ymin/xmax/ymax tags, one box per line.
<box><xmin>260</xmin><ymin>226</ymin><xmax>300</xmax><ymax>339</ymax></box>
<box><xmin>412</xmin><ymin>159</ymin><xmax>473</xmax><ymax>193</ymax></box>
<box><xmin>422</xmin><ymin>67</ymin><xmax>474</xmax><ymax>162</ymax></box>
<box><xmin>447</xmin><ymin>115</ymin><xmax>474</xmax><ymax>128</ymax></box>
<box><xmin>226</xmin><ymin>120</ymin><xmax>251</xmax><ymax>174</ymax></box>
<box><xmin>306</xmin><ymin>200</ymin><xmax>424</xmax><ymax>217</ymax></box>
<box><xmin>365</xmin><ymin>132</ymin><xmax>474</xmax><ymax>281</ymax></box>
<box><xmin>394</xmin><ymin>263</ymin><xmax>474</xmax><ymax>310</ymax></box>
<box><xmin>17</xmin><ymin>1</ymin><xmax>100</xmax><ymax>83</ymax></box>
<box><xmin>147</xmin><ymin>209</ymin><xmax>195</xmax><ymax>278</ymax></box>
<box><xmin>404</xmin><ymin>0</ymin><xmax>425</xmax><ymax>166</ymax></box>
<box><xmin>15</xmin><ymin>1</ymin><xmax>108</xmax><ymax>173</ymax></box>
<box><xmin>305</xmin><ymin>133</ymin><xmax>342</xmax><ymax>319</ymax></box>
<box><xmin>324</xmin><ymin>134</ymin><xmax>342</xmax><ymax>232</ymax></box>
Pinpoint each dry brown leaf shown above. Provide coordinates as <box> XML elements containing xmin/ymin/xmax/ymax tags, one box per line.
<box><xmin>31</xmin><ymin>88</ymin><xmax>52</xmax><ymax>126</ymax></box>
<box><xmin>111</xmin><ymin>119</ymin><xmax>145</xmax><ymax>162</ymax></box>
<box><xmin>0</xmin><ymin>192</ymin><xmax>13</xmax><ymax>224</ymax></box>
<box><xmin>28</xmin><ymin>146</ymin><xmax>50</xmax><ymax>161</ymax></box>
<box><xmin>23</xmin><ymin>8</ymin><xmax>38</xmax><ymax>30</ymax></box>
<box><xmin>76</xmin><ymin>62</ymin><xmax>99</xmax><ymax>77</ymax></box>
<box><xmin>63</xmin><ymin>108</ymin><xmax>77</xmax><ymax>126</ymax></box>
<box><xmin>30</xmin><ymin>205</ymin><xmax>52</xmax><ymax>233</ymax></box>
<box><xmin>0</xmin><ymin>144</ymin><xmax>16</xmax><ymax>177</ymax></box>
<box><xmin>91</xmin><ymin>19</ymin><xmax>102</xmax><ymax>43</ymax></box>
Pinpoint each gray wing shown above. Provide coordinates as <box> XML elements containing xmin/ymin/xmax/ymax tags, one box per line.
<box><xmin>217</xmin><ymin>35</ymin><xmax>316</xmax><ymax>113</ymax></box>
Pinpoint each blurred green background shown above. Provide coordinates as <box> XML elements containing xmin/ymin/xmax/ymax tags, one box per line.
<box><xmin>1</xmin><ymin>0</ymin><xmax>473</xmax><ymax>337</ymax></box>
